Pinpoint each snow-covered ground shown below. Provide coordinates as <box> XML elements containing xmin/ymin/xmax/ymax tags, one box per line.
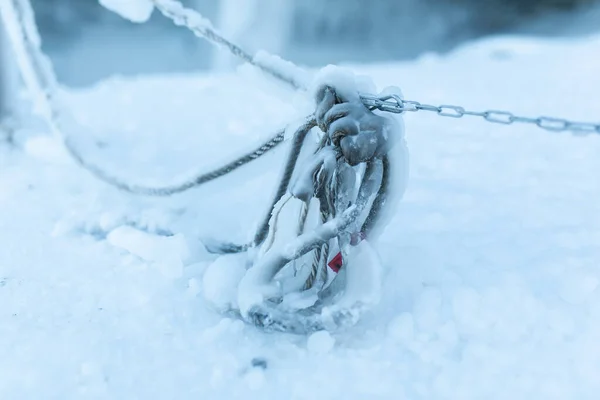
<box><xmin>2</xmin><ymin>29</ymin><xmax>600</xmax><ymax>399</ymax></box>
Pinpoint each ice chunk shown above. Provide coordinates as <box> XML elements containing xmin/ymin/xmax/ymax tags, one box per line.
<box><xmin>98</xmin><ymin>0</ymin><xmax>154</xmax><ymax>23</ymax></box>
<box><xmin>309</xmin><ymin>64</ymin><xmax>377</xmax><ymax>103</ymax></box>
<box><xmin>253</xmin><ymin>50</ymin><xmax>311</xmax><ymax>89</ymax></box>
<box><xmin>202</xmin><ymin>253</ymin><xmax>247</xmax><ymax>312</ymax></box>
<box><xmin>335</xmin><ymin>240</ymin><xmax>383</xmax><ymax>309</ymax></box>
<box><xmin>377</xmin><ymin>85</ymin><xmax>404</xmax><ymax>101</ymax></box>
<box><xmin>307</xmin><ymin>331</ymin><xmax>335</xmax><ymax>354</ymax></box>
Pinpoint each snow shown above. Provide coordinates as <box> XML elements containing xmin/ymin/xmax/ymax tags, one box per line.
<box><xmin>2</xmin><ymin>22</ymin><xmax>600</xmax><ymax>400</ymax></box>
<box><xmin>310</xmin><ymin>64</ymin><xmax>377</xmax><ymax>102</ymax></box>
<box><xmin>202</xmin><ymin>253</ymin><xmax>246</xmax><ymax>312</ymax></box>
<box><xmin>253</xmin><ymin>49</ymin><xmax>312</xmax><ymax>89</ymax></box>
<box><xmin>334</xmin><ymin>240</ymin><xmax>383</xmax><ymax>309</ymax></box>
<box><xmin>98</xmin><ymin>0</ymin><xmax>154</xmax><ymax>23</ymax></box>
<box><xmin>23</xmin><ymin>134</ymin><xmax>70</xmax><ymax>164</ymax></box>
<box><xmin>307</xmin><ymin>331</ymin><xmax>335</xmax><ymax>354</ymax></box>
<box><xmin>106</xmin><ymin>225</ymin><xmax>189</xmax><ymax>279</ymax></box>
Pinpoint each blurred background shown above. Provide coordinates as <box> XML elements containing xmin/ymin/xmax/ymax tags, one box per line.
<box><xmin>3</xmin><ymin>0</ymin><xmax>600</xmax><ymax>88</ymax></box>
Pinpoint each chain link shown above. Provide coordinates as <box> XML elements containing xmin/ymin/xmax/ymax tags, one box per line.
<box><xmin>152</xmin><ymin>1</ymin><xmax>599</xmax><ymax>137</ymax></box>
<box><xmin>360</xmin><ymin>94</ymin><xmax>600</xmax><ymax>135</ymax></box>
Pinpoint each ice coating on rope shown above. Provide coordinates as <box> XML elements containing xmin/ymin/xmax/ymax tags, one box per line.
<box><xmin>236</xmin><ymin>192</ymin><xmax>374</xmax><ymax>319</ymax></box>
<box><xmin>309</xmin><ymin>65</ymin><xmax>377</xmax><ymax>103</ymax></box>
<box><xmin>253</xmin><ymin>50</ymin><xmax>312</xmax><ymax>89</ymax></box>
<box><xmin>307</xmin><ymin>65</ymin><xmax>410</xmax><ymax>240</ymax></box>
<box><xmin>237</xmin><ymin>214</ymin><xmax>345</xmax><ymax>316</ymax></box>
<box><xmin>289</xmin><ymin>147</ymin><xmax>337</xmax><ymax>203</ymax></box>
<box><xmin>237</xmin><ymin>196</ymin><xmax>313</xmax><ymax>316</ymax></box>
<box><xmin>98</xmin><ymin>0</ymin><xmax>154</xmax><ymax>23</ymax></box>
<box><xmin>202</xmin><ymin>253</ymin><xmax>247</xmax><ymax>312</ymax></box>
<box><xmin>152</xmin><ymin>0</ymin><xmax>215</xmax><ymax>30</ymax></box>
<box><xmin>1</xmin><ymin>0</ymin><xmax>88</xmax><ymax>150</ymax></box>
<box><xmin>0</xmin><ymin>0</ymin><xmax>54</xmax><ymax>125</ymax></box>
<box><xmin>331</xmin><ymin>240</ymin><xmax>382</xmax><ymax>308</ymax></box>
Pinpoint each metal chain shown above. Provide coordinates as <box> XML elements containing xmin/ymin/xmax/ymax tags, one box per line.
<box><xmin>360</xmin><ymin>94</ymin><xmax>600</xmax><ymax>135</ymax></box>
<box><xmin>153</xmin><ymin>0</ymin><xmax>600</xmax><ymax>136</ymax></box>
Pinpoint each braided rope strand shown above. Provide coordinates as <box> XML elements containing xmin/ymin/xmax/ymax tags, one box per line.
<box><xmin>1</xmin><ymin>0</ymin><xmax>305</xmax><ymax>198</ymax></box>
<box><xmin>151</xmin><ymin>0</ymin><xmax>306</xmax><ymax>90</ymax></box>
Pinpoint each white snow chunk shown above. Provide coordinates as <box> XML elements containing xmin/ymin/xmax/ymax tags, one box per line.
<box><xmin>309</xmin><ymin>64</ymin><xmax>377</xmax><ymax>103</ymax></box>
<box><xmin>307</xmin><ymin>331</ymin><xmax>335</xmax><ymax>354</ymax></box>
<box><xmin>98</xmin><ymin>0</ymin><xmax>154</xmax><ymax>23</ymax></box>
<box><xmin>280</xmin><ymin>290</ymin><xmax>319</xmax><ymax>310</ymax></box>
<box><xmin>377</xmin><ymin>85</ymin><xmax>404</xmax><ymax>100</ymax></box>
<box><xmin>202</xmin><ymin>253</ymin><xmax>247</xmax><ymax>312</ymax></box>
<box><xmin>253</xmin><ymin>50</ymin><xmax>311</xmax><ymax>89</ymax></box>
<box><xmin>335</xmin><ymin>240</ymin><xmax>383</xmax><ymax>308</ymax></box>
<box><xmin>107</xmin><ymin>225</ymin><xmax>189</xmax><ymax>278</ymax></box>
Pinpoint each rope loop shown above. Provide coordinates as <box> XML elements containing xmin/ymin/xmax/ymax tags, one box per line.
<box><xmin>228</xmin><ymin>81</ymin><xmax>404</xmax><ymax>333</ymax></box>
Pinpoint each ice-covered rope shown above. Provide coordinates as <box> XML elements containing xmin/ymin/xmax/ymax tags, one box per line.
<box><xmin>238</xmin><ymin>159</ymin><xmax>385</xmax><ymax>333</ymax></box>
<box><xmin>0</xmin><ymin>0</ymin><xmax>299</xmax><ymax>197</ymax></box>
<box><xmin>151</xmin><ymin>0</ymin><xmax>309</xmax><ymax>91</ymax></box>
<box><xmin>4</xmin><ymin>0</ymin><xmax>597</xmax><ymax>203</ymax></box>
<box><xmin>234</xmin><ymin>86</ymin><xmax>397</xmax><ymax>332</ymax></box>
<box><xmin>152</xmin><ymin>0</ymin><xmax>600</xmax><ymax>135</ymax></box>
<box><xmin>1</xmin><ymin>0</ymin><xmax>396</xmax><ymax>333</ymax></box>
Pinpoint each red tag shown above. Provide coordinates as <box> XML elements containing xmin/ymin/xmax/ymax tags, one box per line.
<box><xmin>327</xmin><ymin>252</ymin><xmax>343</xmax><ymax>273</ymax></box>
<box><xmin>327</xmin><ymin>232</ymin><xmax>366</xmax><ymax>273</ymax></box>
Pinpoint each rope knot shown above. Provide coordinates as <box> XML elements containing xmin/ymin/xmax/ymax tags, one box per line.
<box><xmin>314</xmin><ymin>84</ymin><xmax>398</xmax><ymax>166</ymax></box>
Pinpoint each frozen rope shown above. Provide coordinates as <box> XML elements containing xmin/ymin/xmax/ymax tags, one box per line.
<box><xmin>302</xmin><ymin>207</ymin><xmax>331</xmax><ymax>291</ymax></box>
<box><xmin>151</xmin><ymin>0</ymin><xmax>307</xmax><ymax>90</ymax></box>
<box><xmin>241</xmin><ymin>159</ymin><xmax>385</xmax><ymax>333</ymax></box>
<box><xmin>153</xmin><ymin>0</ymin><xmax>600</xmax><ymax>136</ymax></box>
<box><xmin>66</xmin><ymin>129</ymin><xmax>287</xmax><ymax>196</ymax></box>
<box><xmin>205</xmin><ymin>117</ymin><xmax>317</xmax><ymax>255</ymax></box>
<box><xmin>303</xmin><ymin>165</ymin><xmax>336</xmax><ymax>291</ymax></box>
<box><xmin>3</xmin><ymin>0</ymin><xmax>598</xmax><ymax>210</ymax></box>
<box><xmin>252</xmin><ymin>118</ymin><xmax>317</xmax><ymax>245</ymax></box>
<box><xmin>0</xmin><ymin>0</ymin><xmax>296</xmax><ymax>197</ymax></box>
<box><xmin>234</xmin><ymin>83</ymin><xmax>398</xmax><ymax>333</ymax></box>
